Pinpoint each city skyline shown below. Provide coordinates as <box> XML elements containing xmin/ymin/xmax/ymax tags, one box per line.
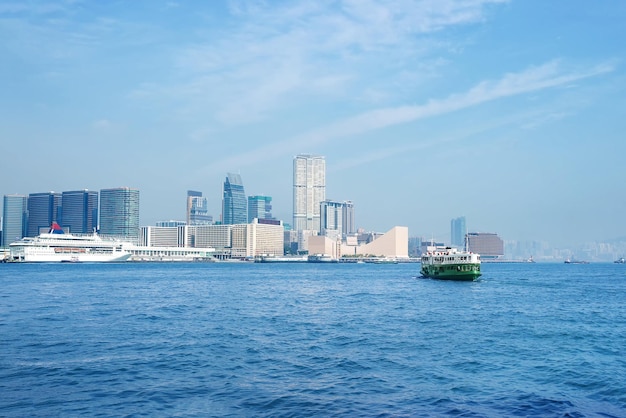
<box><xmin>1</xmin><ymin>1</ymin><xmax>625</xmax><ymax>246</ymax></box>
<box><xmin>3</xmin><ymin>182</ymin><xmax>626</xmax><ymax>261</ymax></box>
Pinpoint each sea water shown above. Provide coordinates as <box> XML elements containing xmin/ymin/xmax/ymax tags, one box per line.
<box><xmin>1</xmin><ymin>262</ymin><xmax>625</xmax><ymax>417</ymax></box>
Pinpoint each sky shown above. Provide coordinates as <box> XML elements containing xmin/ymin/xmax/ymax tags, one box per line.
<box><xmin>1</xmin><ymin>0</ymin><xmax>625</xmax><ymax>246</ymax></box>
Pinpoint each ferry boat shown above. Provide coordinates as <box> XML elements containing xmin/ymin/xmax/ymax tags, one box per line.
<box><xmin>9</xmin><ymin>222</ymin><xmax>131</xmax><ymax>263</ymax></box>
<box><xmin>420</xmin><ymin>246</ymin><xmax>481</xmax><ymax>281</ymax></box>
<box><xmin>307</xmin><ymin>254</ymin><xmax>337</xmax><ymax>263</ymax></box>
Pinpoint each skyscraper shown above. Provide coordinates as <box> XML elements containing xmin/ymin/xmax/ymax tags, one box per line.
<box><xmin>320</xmin><ymin>200</ymin><xmax>355</xmax><ymax>236</ymax></box>
<box><xmin>293</xmin><ymin>154</ymin><xmax>326</xmax><ymax>232</ymax></box>
<box><xmin>222</xmin><ymin>173</ymin><xmax>247</xmax><ymax>225</ymax></box>
<box><xmin>451</xmin><ymin>216</ymin><xmax>467</xmax><ymax>248</ymax></box>
<box><xmin>248</xmin><ymin>195</ymin><xmax>273</xmax><ymax>222</ymax></box>
<box><xmin>99</xmin><ymin>187</ymin><xmax>140</xmax><ymax>238</ymax></box>
<box><xmin>27</xmin><ymin>192</ymin><xmax>61</xmax><ymax>237</ymax></box>
<box><xmin>2</xmin><ymin>194</ymin><xmax>27</xmax><ymax>247</ymax></box>
<box><xmin>187</xmin><ymin>190</ymin><xmax>213</xmax><ymax>225</ymax></box>
<box><xmin>61</xmin><ymin>190</ymin><xmax>98</xmax><ymax>234</ymax></box>
<box><xmin>467</xmin><ymin>232</ymin><xmax>504</xmax><ymax>260</ymax></box>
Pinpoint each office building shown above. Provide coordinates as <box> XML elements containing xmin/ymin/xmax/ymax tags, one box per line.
<box><xmin>27</xmin><ymin>192</ymin><xmax>61</xmax><ymax>237</ymax></box>
<box><xmin>139</xmin><ymin>225</ymin><xmax>187</xmax><ymax>247</ymax></box>
<box><xmin>320</xmin><ymin>200</ymin><xmax>355</xmax><ymax>236</ymax></box>
<box><xmin>230</xmin><ymin>218</ymin><xmax>284</xmax><ymax>259</ymax></box>
<box><xmin>156</xmin><ymin>220</ymin><xmax>186</xmax><ymax>227</ymax></box>
<box><xmin>187</xmin><ymin>190</ymin><xmax>213</xmax><ymax>225</ymax></box>
<box><xmin>189</xmin><ymin>224</ymin><xmax>232</xmax><ymax>250</ymax></box>
<box><xmin>61</xmin><ymin>190</ymin><xmax>98</xmax><ymax>234</ymax></box>
<box><xmin>2</xmin><ymin>194</ymin><xmax>27</xmax><ymax>247</ymax></box>
<box><xmin>99</xmin><ymin>187</ymin><xmax>140</xmax><ymax>239</ymax></box>
<box><xmin>248</xmin><ymin>195</ymin><xmax>273</xmax><ymax>222</ymax></box>
<box><xmin>451</xmin><ymin>216</ymin><xmax>467</xmax><ymax>248</ymax></box>
<box><xmin>293</xmin><ymin>154</ymin><xmax>325</xmax><ymax>232</ymax></box>
<box><xmin>467</xmin><ymin>232</ymin><xmax>504</xmax><ymax>260</ymax></box>
<box><xmin>222</xmin><ymin>173</ymin><xmax>247</xmax><ymax>225</ymax></box>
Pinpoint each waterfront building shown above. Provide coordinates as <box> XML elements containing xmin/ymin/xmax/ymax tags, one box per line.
<box><xmin>126</xmin><ymin>245</ymin><xmax>215</xmax><ymax>262</ymax></box>
<box><xmin>343</xmin><ymin>226</ymin><xmax>408</xmax><ymax>259</ymax></box>
<box><xmin>248</xmin><ymin>195</ymin><xmax>273</xmax><ymax>223</ymax></box>
<box><xmin>467</xmin><ymin>232</ymin><xmax>504</xmax><ymax>260</ymax></box>
<box><xmin>139</xmin><ymin>225</ymin><xmax>187</xmax><ymax>248</ymax></box>
<box><xmin>320</xmin><ymin>200</ymin><xmax>355</xmax><ymax>236</ymax></box>
<box><xmin>222</xmin><ymin>173</ymin><xmax>247</xmax><ymax>225</ymax></box>
<box><xmin>308</xmin><ymin>226</ymin><xmax>409</xmax><ymax>260</ymax></box>
<box><xmin>187</xmin><ymin>190</ymin><xmax>213</xmax><ymax>225</ymax></box>
<box><xmin>140</xmin><ymin>220</ymin><xmax>283</xmax><ymax>260</ymax></box>
<box><xmin>231</xmin><ymin>218</ymin><xmax>284</xmax><ymax>259</ymax></box>
<box><xmin>293</xmin><ymin>154</ymin><xmax>326</xmax><ymax>232</ymax></box>
<box><xmin>189</xmin><ymin>224</ymin><xmax>232</xmax><ymax>251</ymax></box>
<box><xmin>27</xmin><ymin>192</ymin><xmax>61</xmax><ymax>237</ymax></box>
<box><xmin>451</xmin><ymin>216</ymin><xmax>466</xmax><ymax>248</ymax></box>
<box><xmin>2</xmin><ymin>194</ymin><xmax>27</xmax><ymax>247</ymax></box>
<box><xmin>99</xmin><ymin>187</ymin><xmax>140</xmax><ymax>239</ymax></box>
<box><xmin>61</xmin><ymin>190</ymin><xmax>98</xmax><ymax>234</ymax></box>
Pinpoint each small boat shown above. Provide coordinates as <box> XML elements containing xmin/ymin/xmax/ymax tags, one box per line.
<box><xmin>564</xmin><ymin>258</ymin><xmax>589</xmax><ymax>264</ymax></box>
<box><xmin>420</xmin><ymin>246</ymin><xmax>481</xmax><ymax>281</ymax></box>
<box><xmin>614</xmin><ymin>257</ymin><xmax>625</xmax><ymax>264</ymax></box>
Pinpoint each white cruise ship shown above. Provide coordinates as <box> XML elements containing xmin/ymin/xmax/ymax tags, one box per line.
<box><xmin>9</xmin><ymin>222</ymin><xmax>131</xmax><ymax>263</ymax></box>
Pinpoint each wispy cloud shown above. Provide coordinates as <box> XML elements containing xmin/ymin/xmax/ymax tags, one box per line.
<box><xmin>156</xmin><ymin>0</ymin><xmax>511</xmax><ymax>125</ymax></box>
<box><xmin>208</xmin><ymin>60</ymin><xmax>614</xmax><ymax>172</ymax></box>
<box><xmin>317</xmin><ymin>60</ymin><xmax>614</xmax><ymax>138</ymax></box>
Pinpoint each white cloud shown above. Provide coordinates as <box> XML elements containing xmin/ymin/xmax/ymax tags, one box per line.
<box><xmin>207</xmin><ymin>60</ymin><xmax>614</xmax><ymax>172</ymax></box>
<box><xmin>163</xmin><ymin>0</ymin><xmax>511</xmax><ymax>125</ymax></box>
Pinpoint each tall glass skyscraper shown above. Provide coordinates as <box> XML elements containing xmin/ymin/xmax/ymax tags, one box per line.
<box><xmin>61</xmin><ymin>190</ymin><xmax>98</xmax><ymax>234</ymax></box>
<box><xmin>451</xmin><ymin>216</ymin><xmax>467</xmax><ymax>248</ymax></box>
<box><xmin>222</xmin><ymin>173</ymin><xmax>247</xmax><ymax>225</ymax></box>
<box><xmin>293</xmin><ymin>154</ymin><xmax>325</xmax><ymax>232</ymax></box>
<box><xmin>2</xmin><ymin>194</ymin><xmax>27</xmax><ymax>247</ymax></box>
<box><xmin>27</xmin><ymin>192</ymin><xmax>62</xmax><ymax>237</ymax></box>
<box><xmin>248</xmin><ymin>195</ymin><xmax>273</xmax><ymax>223</ymax></box>
<box><xmin>187</xmin><ymin>190</ymin><xmax>213</xmax><ymax>225</ymax></box>
<box><xmin>99</xmin><ymin>187</ymin><xmax>140</xmax><ymax>238</ymax></box>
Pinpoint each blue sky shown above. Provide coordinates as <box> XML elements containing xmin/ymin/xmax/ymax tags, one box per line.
<box><xmin>1</xmin><ymin>0</ymin><xmax>625</xmax><ymax>246</ymax></box>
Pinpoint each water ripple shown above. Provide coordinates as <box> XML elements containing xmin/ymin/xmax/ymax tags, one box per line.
<box><xmin>1</xmin><ymin>262</ymin><xmax>626</xmax><ymax>416</ymax></box>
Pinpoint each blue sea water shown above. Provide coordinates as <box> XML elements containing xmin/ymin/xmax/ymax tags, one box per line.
<box><xmin>1</xmin><ymin>262</ymin><xmax>625</xmax><ymax>417</ymax></box>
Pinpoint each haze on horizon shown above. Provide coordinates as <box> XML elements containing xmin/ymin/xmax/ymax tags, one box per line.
<box><xmin>1</xmin><ymin>0</ymin><xmax>625</xmax><ymax>247</ymax></box>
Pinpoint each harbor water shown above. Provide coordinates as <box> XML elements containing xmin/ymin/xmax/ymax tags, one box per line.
<box><xmin>1</xmin><ymin>262</ymin><xmax>625</xmax><ymax>416</ymax></box>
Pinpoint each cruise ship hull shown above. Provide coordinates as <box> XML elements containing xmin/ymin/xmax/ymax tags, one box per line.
<box><xmin>14</xmin><ymin>249</ymin><xmax>131</xmax><ymax>263</ymax></box>
<box><xmin>9</xmin><ymin>224</ymin><xmax>132</xmax><ymax>263</ymax></box>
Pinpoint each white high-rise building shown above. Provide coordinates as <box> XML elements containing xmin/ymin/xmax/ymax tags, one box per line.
<box><xmin>293</xmin><ymin>155</ymin><xmax>326</xmax><ymax>232</ymax></box>
<box><xmin>320</xmin><ymin>200</ymin><xmax>355</xmax><ymax>237</ymax></box>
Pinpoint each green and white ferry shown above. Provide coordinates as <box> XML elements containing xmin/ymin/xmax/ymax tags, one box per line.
<box><xmin>420</xmin><ymin>246</ymin><xmax>481</xmax><ymax>281</ymax></box>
